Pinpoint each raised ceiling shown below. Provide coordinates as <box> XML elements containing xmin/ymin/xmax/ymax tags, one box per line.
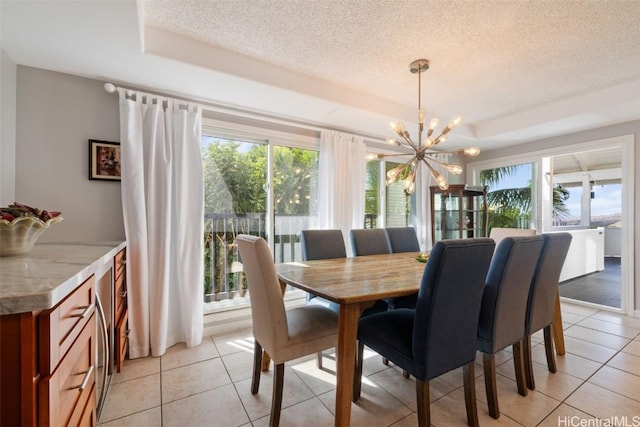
<box><xmin>2</xmin><ymin>0</ymin><xmax>640</xmax><ymax>151</ymax></box>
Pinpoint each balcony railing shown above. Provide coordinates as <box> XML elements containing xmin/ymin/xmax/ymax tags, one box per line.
<box><xmin>204</xmin><ymin>213</ymin><xmax>379</xmax><ymax>303</ymax></box>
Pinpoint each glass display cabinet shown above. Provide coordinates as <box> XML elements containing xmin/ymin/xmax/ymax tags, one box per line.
<box><xmin>430</xmin><ymin>184</ymin><xmax>487</xmax><ymax>245</ymax></box>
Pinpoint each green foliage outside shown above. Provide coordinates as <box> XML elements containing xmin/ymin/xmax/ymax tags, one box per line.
<box><xmin>480</xmin><ymin>165</ymin><xmax>569</xmax><ymax>234</ymax></box>
<box><xmin>201</xmin><ymin>138</ymin><xmax>318</xmax><ymax>298</ymax></box>
<box><xmin>365</xmin><ymin>161</ymin><xmax>380</xmax><ymax>218</ymax></box>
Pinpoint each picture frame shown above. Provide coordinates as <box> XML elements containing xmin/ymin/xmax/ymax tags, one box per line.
<box><xmin>89</xmin><ymin>140</ymin><xmax>121</xmax><ymax>181</ymax></box>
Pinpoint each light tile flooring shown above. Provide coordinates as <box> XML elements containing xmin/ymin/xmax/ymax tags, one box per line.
<box><xmin>99</xmin><ymin>302</ymin><xmax>640</xmax><ymax>426</ymax></box>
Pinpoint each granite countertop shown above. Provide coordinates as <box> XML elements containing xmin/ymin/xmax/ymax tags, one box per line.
<box><xmin>0</xmin><ymin>241</ymin><xmax>126</xmax><ymax>315</ymax></box>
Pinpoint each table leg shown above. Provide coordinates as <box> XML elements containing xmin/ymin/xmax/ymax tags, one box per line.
<box><xmin>334</xmin><ymin>303</ymin><xmax>360</xmax><ymax>427</ymax></box>
<box><xmin>553</xmin><ymin>291</ymin><xmax>565</xmax><ymax>356</ymax></box>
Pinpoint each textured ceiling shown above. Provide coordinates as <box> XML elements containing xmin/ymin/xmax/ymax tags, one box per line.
<box><xmin>2</xmin><ymin>0</ymin><xmax>639</xmax><ymax>151</ymax></box>
<box><xmin>144</xmin><ymin>0</ymin><xmax>640</xmax><ymax>124</ymax></box>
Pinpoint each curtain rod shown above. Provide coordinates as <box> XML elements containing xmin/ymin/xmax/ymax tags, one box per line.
<box><xmin>103</xmin><ymin>82</ymin><xmax>388</xmax><ymax>145</ymax></box>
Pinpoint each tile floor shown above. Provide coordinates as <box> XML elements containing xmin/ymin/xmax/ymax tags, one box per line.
<box><xmin>559</xmin><ymin>258</ymin><xmax>621</xmax><ymax>308</ymax></box>
<box><xmin>99</xmin><ymin>302</ymin><xmax>640</xmax><ymax>426</ymax></box>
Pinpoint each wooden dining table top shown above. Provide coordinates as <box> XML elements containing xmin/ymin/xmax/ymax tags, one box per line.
<box><xmin>276</xmin><ymin>251</ymin><xmax>427</xmax><ymax>303</ymax></box>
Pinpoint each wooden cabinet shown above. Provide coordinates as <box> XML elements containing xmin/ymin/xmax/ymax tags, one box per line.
<box><xmin>0</xmin><ymin>276</ymin><xmax>97</xmax><ymax>426</ymax></box>
<box><xmin>430</xmin><ymin>184</ymin><xmax>487</xmax><ymax>245</ymax></box>
<box><xmin>113</xmin><ymin>248</ymin><xmax>128</xmax><ymax>372</ymax></box>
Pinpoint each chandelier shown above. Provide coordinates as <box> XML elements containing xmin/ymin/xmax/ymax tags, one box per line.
<box><xmin>370</xmin><ymin>59</ymin><xmax>480</xmax><ymax>193</ymax></box>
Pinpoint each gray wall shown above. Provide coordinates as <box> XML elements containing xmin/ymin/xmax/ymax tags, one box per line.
<box><xmin>15</xmin><ymin>66</ymin><xmax>124</xmax><ymax>242</ymax></box>
<box><xmin>473</xmin><ymin>120</ymin><xmax>640</xmax><ymax>313</ymax></box>
<box><xmin>1</xmin><ymin>49</ymin><xmax>17</xmax><ymax>206</ymax></box>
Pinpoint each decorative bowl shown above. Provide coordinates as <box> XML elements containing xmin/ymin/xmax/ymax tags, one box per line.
<box><xmin>415</xmin><ymin>253</ymin><xmax>430</xmax><ymax>263</ymax></box>
<box><xmin>0</xmin><ymin>215</ymin><xmax>63</xmax><ymax>256</ymax></box>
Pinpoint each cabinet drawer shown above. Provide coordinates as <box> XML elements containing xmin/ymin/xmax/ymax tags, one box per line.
<box><xmin>114</xmin><ymin>248</ymin><xmax>126</xmax><ymax>281</ymax></box>
<box><xmin>39</xmin><ymin>314</ymin><xmax>96</xmax><ymax>427</ymax></box>
<box><xmin>114</xmin><ymin>270</ymin><xmax>127</xmax><ymax>322</ymax></box>
<box><xmin>40</xmin><ymin>275</ymin><xmax>95</xmax><ymax>374</ymax></box>
<box><xmin>115</xmin><ymin>311</ymin><xmax>128</xmax><ymax>373</ymax></box>
<box><xmin>77</xmin><ymin>386</ymin><xmax>97</xmax><ymax>427</ymax></box>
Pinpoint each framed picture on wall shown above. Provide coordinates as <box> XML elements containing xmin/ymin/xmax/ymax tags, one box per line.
<box><xmin>89</xmin><ymin>140</ymin><xmax>121</xmax><ymax>181</ymax></box>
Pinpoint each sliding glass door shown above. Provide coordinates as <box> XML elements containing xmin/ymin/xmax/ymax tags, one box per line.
<box><xmin>201</xmin><ymin>134</ymin><xmax>319</xmax><ymax>305</ymax></box>
<box><xmin>202</xmin><ymin>136</ymin><xmax>268</xmax><ymax>302</ymax></box>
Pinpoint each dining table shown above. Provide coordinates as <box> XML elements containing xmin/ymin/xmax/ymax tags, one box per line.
<box><xmin>274</xmin><ymin>251</ymin><xmax>566</xmax><ymax>426</ymax></box>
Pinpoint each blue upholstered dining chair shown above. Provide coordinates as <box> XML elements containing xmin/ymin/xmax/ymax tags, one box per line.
<box><xmin>384</xmin><ymin>227</ymin><xmax>421</xmax><ymax>310</ymax></box>
<box><xmin>385</xmin><ymin>226</ymin><xmax>421</xmax><ymax>253</ymax></box>
<box><xmin>350</xmin><ymin>228</ymin><xmax>392</xmax><ymax>256</ymax></box>
<box><xmin>477</xmin><ymin>235</ymin><xmax>544</xmax><ymax>419</ymax></box>
<box><xmin>300</xmin><ymin>229</ymin><xmax>387</xmax><ymax>368</ymax></box>
<box><xmin>354</xmin><ymin>238</ymin><xmax>496</xmax><ymax>427</ymax></box>
<box><xmin>524</xmin><ymin>232</ymin><xmax>572</xmax><ymax>390</ymax></box>
<box><xmin>236</xmin><ymin>235</ymin><xmax>338</xmax><ymax>427</ymax></box>
<box><xmin>350</xmin><ymin>227</ymin><xmax>410</xmax><ymax>375</ymax></box>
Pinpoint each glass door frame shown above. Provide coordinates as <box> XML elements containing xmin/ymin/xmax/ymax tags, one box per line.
<box><xmin>468</xmin><ymin>134</ymin><xmax>635</xmax><ymax>315</ymax></box>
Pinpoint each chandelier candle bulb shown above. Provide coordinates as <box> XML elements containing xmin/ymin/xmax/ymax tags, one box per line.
<box><xmin>463</xmin><ymin>147</ymin><xmax>481</xmax><ymax>156</ymax></box>
<box><xmin>443</xmin><ymin>164</ymin><xmax>464</xmax><ymax>175</ymax></box>
<box><xmin>427</xmin><ymin>118</ymin><xmax>439</xmax><ymax>136</ymax></box>
<box><xmin>449</xmin><ymin>116</ymin><xmax>463</xmax><ymax>129</ymax></box>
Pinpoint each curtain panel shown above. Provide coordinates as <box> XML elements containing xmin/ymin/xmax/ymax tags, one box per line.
<box><xmin>415</xmin><ymin>153</ymin><xmax>451</xmax><ymax>250</ymax></box>
<box><xmin>119</xmin><ymin>90</ymin><xmax>204</xmax><ymax>358</ymax></box>
<box><xmin>318</xmin><ymin>130</ymin><xmax>366</xmax><ymax>256</ymax></box>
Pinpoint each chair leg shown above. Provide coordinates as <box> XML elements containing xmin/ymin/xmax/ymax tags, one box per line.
<box><xmin>463</xmin><ymin>362</ymin><xmax>479</xmax><ymax>427</ymax></box>
<box><xmin>543</xmin><ymin>325</ymin><xmax>557</xmax><ymax>373</ymax></box>
<box><xmin>252</xmin><ymin>341</ymin><xmax>262</xmax><ymax>394</ymax></box>
<box><xmin>353</xmin><ymin>341</ymin><xmax>365</xmax><ymax>402</ymax></box>
<box><xmin>316</xmin><ymin>351</ymin><xmax>323</xmax><ymax>369</ymax></box>
<box><xmin>382</xmin><ymin>356</ymin><xmax>389</xmax><ymax>365</ymax></box>
<box><xmin>270</xmin><ymin>363</ymin><xmax>285</xmax><ymax>427</ymax></box>
<box><xmin>482</xmin><ymin>353</ymin><xmax>499</xmax><ymax>419</ymax></box>
<box><xmin>512</xmin><ymin>340</ymin><xmax>528</xmax><ymax>397</ymax></box>
<box><xmin>402</xmin><ymin>369</ymin><xmax>410</xmax><ymax>378</ymax></box>
<box><xmin>523</xmin><ymin>334</ymin><xmax>535</xmax><ymax>390</ymax></box>
<box><xmin>415</xmin><ymin>379</ymin><xmax>430</xmax><ymax>427</ymax></box>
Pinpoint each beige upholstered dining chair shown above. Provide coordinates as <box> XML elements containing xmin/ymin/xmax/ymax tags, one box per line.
<box><xmin>236</xmin><ymin>234</ymin><xmax>339</xmax><ymax>427</ymax></box>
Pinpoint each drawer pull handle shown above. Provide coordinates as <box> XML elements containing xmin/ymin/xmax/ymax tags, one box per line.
<box><xmin>69</xmin><ymin>365</ymin><xmax>94</xmax><ymax>391</ymax></box>
<box><xmin>71</xmin><ymin>304</ymin><xmax>94</xmax><ymax>319</ymax></box>
<box><xmin>120</xmin><ymin>290</ymin><xmax>127</xmax><ymax>298</ymax></box>
<box><xmin>119</xmin><ymin>259</ymin><xmax>127</xmax><ymax>266</ymax></box>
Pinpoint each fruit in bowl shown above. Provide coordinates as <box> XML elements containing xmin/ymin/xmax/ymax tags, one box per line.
<box><xmin>0</xmin><ymin>202</ymin><xmax>63</xmax><ymax>256</ymax></box>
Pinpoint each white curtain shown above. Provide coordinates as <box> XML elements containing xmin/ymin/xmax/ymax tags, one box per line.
<box><xmin>414</xmin><ymin>153</ymin><xmax>451</xmax><ymax>251</ymax></box>
<box><xmin>119</xmin><ymin>90</ymin><xmax>204</xmax><ymax>358</ymax></box>
<box><xmin>318</xmin><ymin>130</ymin><xmax>366</xmax><ymax>256</ymax></box>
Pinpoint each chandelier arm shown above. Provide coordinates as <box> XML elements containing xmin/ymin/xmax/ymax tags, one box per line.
<box><xmin>398</xmin><ymin>134</ymin><xmax>420</xmax><ymax>152</ymax></box>
<box><xmin>424</xmin><ymin>150</ymin><xmax>462</xmax><ymax>156</ymax></box>
<box><xmin>424</xmin><ymin>155</ymin><xmax>449</xmax><ymax>166</ymax></box>
<box><xmin>422</xmin><ymin>158</ymin><xmax>442</xmax><ymax>180</ymax></box>
<box><xmin>379</xmin><ymin>152</ymin><xmax>415</xmax><ymax>158</ymax></box>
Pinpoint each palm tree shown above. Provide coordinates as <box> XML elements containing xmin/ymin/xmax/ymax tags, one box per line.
<box><xmin>480</xmin><ymin>166</ymin><xmax>570</xmax><ymax>230</ymax></box>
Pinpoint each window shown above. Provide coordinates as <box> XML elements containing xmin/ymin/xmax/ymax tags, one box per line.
<box><xmin>202</xmin><ymin>136</ymin><xmax>267</xmax><ymax>302</ymax></box>
<box><xmin>201</xmin><ymin>132</ymin><xmax>319</xmax><ymax>305</ymax></box>
<box><xmin>479</xmin><ymin>162</ymin><xmax>537</xmax><ymax>233</ymax></box>
<box><xmin>550</xmin><ymin>148</ymin><xmax>622</xmax><ymax>229</ymax></box>
<box><xmin>272</xmin><ymin>145</ymin><xmax>319</xmax><ymax>262</ymax></box>
<box><xmin>364</xmin><ymin>159</ymin><xmax>412</xmax><ymax>229</ymax></box>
